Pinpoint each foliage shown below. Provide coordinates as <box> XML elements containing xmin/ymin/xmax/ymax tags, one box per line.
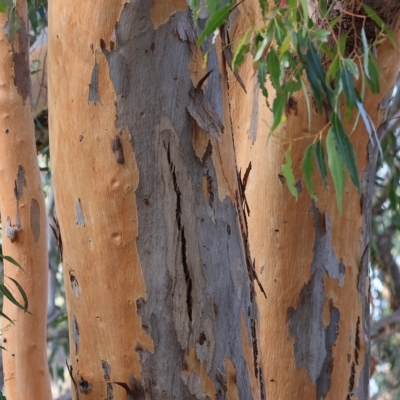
<box><xmin>192</xmin><ymin>0</ymin><xmax>395</xmax><ymax>212</ymax></box>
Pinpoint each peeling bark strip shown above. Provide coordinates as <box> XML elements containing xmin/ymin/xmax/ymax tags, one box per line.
<box><xmin>4</xmin><ymin>13</ymin><xmax>31</xmax><ymax>102</ymax></box>
<box><xmin>5</xmin><ymin>216</ymin><xmax>21</xmax><ymax>242</ymax></box>
<box><xmin>310</xmin><ymin>202</ymin><xmax>345</xmax><ymax>286</ymax></box>
<box><xmin>101</xmin><ymin>360</ymin><xmax>113</xmax><ymax>399</ymax></box>
<box><xmin>111</xmin><ymin>134</ymin><xmax>125</xmax><ymax>164</ymax></box>
<box><xmin>88</xmin><ymin>60</ymin><xmax>101</xmax><ymax>104</ymax></box>
<box><xmin>14</xmin><ymin>165</ymin><xmax>26</xmax><ymax>199</ymax></box>
<box><xmin>30</xmin><ymin>198</ymin><xmax>41</xmax><ymax>242</ymax></box>
<box><xmin>75</xmin><ymin>198</ymin><xmax>85</xmax><ymax>226</ymax></box>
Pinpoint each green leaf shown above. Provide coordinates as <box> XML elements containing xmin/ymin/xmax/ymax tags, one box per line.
<box><xmin>271</xmin><ymin>95</ymin><xmax>286</xmax><ymax>131</ymax></box>
<box><xmin>327</xmin><ymin>128</ymin><xmax>345</xmax><ymax>214</ymax></box>
<box><xmin>311</xmin><ymin>29</ymin><xmax>330</xmax><ymax>43</ymax></box>
<box><xmin>259</xmin><ymin>0</ymin><xmax>268</xmax><ymax>17</ymax></box>
<box><xmin>254</xmin><ymin>32</ymin><xmax>269</xmax><ymax>62</ymax></box>
<box><xmin>266</xmin><ymin>47</ymin><xmax>280</xmax><ymax>90</ymax></box>
<box><xmin>0</xmin><ymin>5</ymin><xmax>7</xmax><ymax>12</ymax></box>
<box><xmin>0</xmin><ymin>309</ymin><xmax>14</xmax><ymax>325</ymax></box>
<box><xmin>363</xmin><ymin>4</ymin><xmax>397</xmax><ymax>48</ymax></box>
<box><xmin>257</xmin><ymin>61</ymin><xmax>268</xmax><ymax>99</ymax></box>
<box><xmin>366</xmin><ymin>55</ymin><xmax>380</xmax><ymax>94</ymax></box>
<box><xmin>232</xmin><ymin>36</ymin><xmax>250</xmax><ymax>70</ymax></box>
<box><xmin>343</xmin><ymin>59</ymin><xmax>359</xmax><ymax>80</ymax></box>
<box><xmin>282</xmin><ymin>151</ymin><xmax>298</xmax><ymax>199</ymax></box>
<box><xmin>331</xmin><ymin>112</ymin><xmax>360</xmax><ymax>193</ymax></box>
<box><xmin>363</xmin><ymin>4</ymin><xmax>385</xmax><ymax>30</ymax></box>
<box><xmin>341</xmin><ymin>67</ymin><xmax>357</xmax><ymax>112</ymax></box>
<box><xmin>314</xmin><ymin>139</ymin><xmax>328</xmax><ymax>187</ymax></box>
<box><xmin>0</xmin><ymin>0</ymin><xmax>12</xmax><ymax>8</ymax></box>
<box><xmin>300</xmin><ymin>0</ymin><xmax>309</xmax><ymax>26</ymax></box>
<box><xmin>197</xmin><ymin>2</ymin><xmax>233</xmax><ymax>45</ymax></box>
<box><xmin>356</xmin><ymin>99</ymin><xmax>375</xmax><ymax>146</ymax></box>
<box><xmin>0</xmin><ymin>283</ymin><xmax>28</xmax><ymax>313</ymax></box>
<box><xmin>0</xmin><ymin>254</ymin><xmax>24</xmax><ymax>272</ymax></box>
<box><xmin>361</xmin><ymin>28</ymin><xmax>370</xmax><ymax>80</ymax></box>
<box><xmin>302</xmin><ymin>144</ymin><xmax>317</xmax><ymax>200</ymax></box>
<box><xmin>6</xmin><ymin>276</ymin><xmax>30</xmax><ymax>314</ymax></box>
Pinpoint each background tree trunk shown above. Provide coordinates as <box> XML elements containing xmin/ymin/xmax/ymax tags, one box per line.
<box><xmin>49</xmin><ymin>1</ymin><xmax>264</xmax><ymax>398</ymax></box>
<box><xmin>0</xmin><ymin>2</ymin><xmax>51</xmax><ymax>399</ymax></box>
<box><xmin>228</xmin><ymin>1</ymin><xmax>400</xmax><ymax>398</ymax></box>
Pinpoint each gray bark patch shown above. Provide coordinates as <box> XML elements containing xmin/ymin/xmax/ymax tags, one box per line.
<box><xmin>287</xmin><ymin>268</ymin><xmax>327</xmax><ymax>384</ymax></box>
<box><xmin>88</xmin><ymin>60</ymin><xmax>101</xmax><ymax>104</ymax></box>
<box><xmin>29</xmin><ymin>198</ymin><xmax>40</xmax><ymax>242</ymax></box>
<box><xmin>104</xmin><ymin>4</ymin><xmax>263</xmax><ymax>398</ymax></box>
<box><xmin>72</xmin><ymin>314</ymin><xmax>80</xmax><ymax>355</ymax></box>
<box><xmin>75</xmin><ymin>199</ymin><xmax>85</xmax><ymax>227</ymax></box>
<box><xmin>287</xmin><ymin>202</ymin><xmax>343</xmax><ymax>397</ymax></box>
<box><xmin>310</xmin><ymin>201</ymin><xmax>345</xmax><ymax>286</ymax></box>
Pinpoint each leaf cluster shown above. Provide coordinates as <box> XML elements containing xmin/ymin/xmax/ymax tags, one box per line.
<box><xmin>192</xmin><ymin>0</ymin><xmax>396</xmax><ymax>212</ymax></box>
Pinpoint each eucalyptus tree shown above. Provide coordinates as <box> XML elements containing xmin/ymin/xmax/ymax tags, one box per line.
<box><xmin>0</xmin><ymin>1</ymin><xmax>51</xmax><ymax>399</ymax></box>
<box><xmin>46</xmin><ymin>0</ymin><xmax>400</xmax><ymax>399</ymax></box>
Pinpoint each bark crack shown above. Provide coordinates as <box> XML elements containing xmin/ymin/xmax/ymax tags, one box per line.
<box><xmin>166</xmin><ymin>143</ymin><xmax>193</xmax><ymax>322</ymax></box>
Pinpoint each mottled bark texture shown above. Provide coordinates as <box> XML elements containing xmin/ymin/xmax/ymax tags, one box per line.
<box><xmin>0</xmin><ymin>1</ymin><xmax>51</xmax><ymax>399</ymax></box>
<box><xmin>49</xmin><ymin>1</ymin><xmax>264</xmax><ymax>399</ymax></box>
<box><xmin>228</xmin><ymin>1</ymin><xmax>400</xmax><ymax>399</ymax></box>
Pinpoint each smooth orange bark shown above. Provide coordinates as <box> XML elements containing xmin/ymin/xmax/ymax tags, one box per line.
<box><xmin>0</xmin><ymin>2</ymin><xmax>51</xmax><ymax>399</ymax></box>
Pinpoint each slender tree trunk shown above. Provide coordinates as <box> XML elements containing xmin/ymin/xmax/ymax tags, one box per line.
<box><xmin>228</xmin><ymin>1</ymin><xmax>400</xmax><ymax>398</ymax></box>
<box><xmin>49</xmin><ymin>1</ymin><xmax>264</xmax><ymax>398</ymax></box>
<box><xmin>0</xmin><ymin>2</ymin><xmax>51</xmax><ymax>399</ymax></box>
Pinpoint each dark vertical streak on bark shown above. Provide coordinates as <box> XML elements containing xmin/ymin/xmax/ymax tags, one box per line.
<box><xmin>101</xmin><ymin>360</ymin><xmax>113</xmax><ymax>400</ymax></box>
<box><xmin>75</xmin><ymin>198</ymin><xmax>85</xmax><ymax>227</ymax></box>
<box><xmin>166</xmin><ymin>143</ymin><xmax>193</xmax><ymax>322</ymax></box>
<box><xmin>72</xmin><ymin>314</ymin><xmax>80</xmax><ymax>355</ymax></box>
<box><xmin>8</xmin><ymin>14</ymin><xmax>31</xmax><ymax>102</ymax></box>
<box><xmin>111</xmin><ymin>134</ymin><xmax>125</xmax><ymax>164</ymax></box>
<box><xmin>88</xmin><ymin>60</ymin><xmax>101</xmax><ymax>104</ymax></box>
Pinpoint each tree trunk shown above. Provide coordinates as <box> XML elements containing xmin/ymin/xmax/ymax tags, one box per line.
<box><xmin>0</xmin><ymin>2</ymin><xmax>51</xmax><ymax>399</ymax></box>
<box><xmin>49</xmin><ymin>1</ymin><xmax>264</xmax><ymax>398</ymax></box>
<box><xmin>228</xmin><ymin>1</ymin><xmax>400</xmax><ymax>399</ymax></box>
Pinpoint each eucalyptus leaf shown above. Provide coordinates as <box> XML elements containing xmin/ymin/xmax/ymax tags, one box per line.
<box><xmin>282</xmin><ymin>151</ymin><xmax>298</xmax><ymax>199</ymax></box>
<box><xmin>0</xmin><ymin>283</ymin><xmax>28</xmax><ymax>313</ymax></box>
<box><xmin>197</xmin><ymin>2</ymin><xmax>233</xmax><ymax>45</ymax></box>
<box><xmin>331</xmin><ymin>112</ymin><xmax>360</xmax><ymax>193</ymax></box>
<box><xmin>327</xmin><ymin>128</ymin><xmax>345</xmax><ymax>214</ymax></box>
<box><xmin>232</xmin><ymin>35</ymin><xmax>250</xmax><ymax>70</ymax></box>
<box><xmin>302</xmin><ymin>144</ymin><xmax>317</xmax><ymax>200</ymax></box>
<box><xmin>314</xmin><ymin>139</ymin><xmax>328</xmax><ymax>187</ymax></box>
<box><xmin>0</xmin><ymin>254</ymin><xmax>24</xmax><ymax>272</ymax></box>
<box><xmin>6</xmin><ymin>276</ymin><xmax>30</xmax><ymax>314</ymax></box>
